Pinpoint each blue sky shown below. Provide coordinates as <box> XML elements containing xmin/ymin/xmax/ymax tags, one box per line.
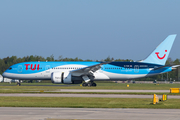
<box><xmin>0</xmin><ymin>0</ymin><xmax>180</xmax><ymax>61</ymax></box>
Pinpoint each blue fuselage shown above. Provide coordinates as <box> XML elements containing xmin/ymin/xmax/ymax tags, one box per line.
<box><xmin>2</xmin><ymin>61</ymin><xmax>172</xmax><ymax>81</ymax></box>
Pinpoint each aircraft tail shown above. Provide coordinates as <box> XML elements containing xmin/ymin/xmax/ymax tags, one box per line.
<box><xmin>142</xmin><ymin>34</ymin><xmax>177</xmax><ymax>65</ymax></box>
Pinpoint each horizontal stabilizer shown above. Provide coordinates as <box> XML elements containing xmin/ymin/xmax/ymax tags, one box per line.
<box><xmin>153</xmin><ymin>65</ymin><xmax>180</xmax><ymax>71</ymax></box>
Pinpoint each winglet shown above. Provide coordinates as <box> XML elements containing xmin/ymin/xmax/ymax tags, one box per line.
<box><xmin>142</xmin><ymin>34</ymin><xmax>177</xmax><ymax>65</ymax></box>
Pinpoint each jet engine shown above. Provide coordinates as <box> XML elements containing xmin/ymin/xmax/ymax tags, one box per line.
<box><xmin>51</xmin><ymin>71</ymin><xmax>83</xmax><ymax>84</ymax></box>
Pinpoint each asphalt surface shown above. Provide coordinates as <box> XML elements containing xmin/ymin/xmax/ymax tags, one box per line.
<box><xmin>0</xmin><ymin>107</ymin><xmax>180</xmax><ymax>120</ymax></box>
<box><xmin>59</xmin><ymin>89</ymin><xmax>170</xmax><ymax>93</ymax></box>
<box><xmin>0</xmin><ymin>93</ymin><xmax>180</xmax><ymax>99</ymax></box>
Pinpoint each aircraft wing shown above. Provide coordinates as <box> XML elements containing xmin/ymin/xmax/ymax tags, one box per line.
<box><xmin>71</xmin><ymin>61</ymin><xmax>111</xmax><ymax>76</ymax></box>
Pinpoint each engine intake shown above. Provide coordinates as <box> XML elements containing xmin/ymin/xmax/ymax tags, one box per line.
<box><xmin>51</xmin><ymin>71</ymin><xmax>72</xmax><ymax>84</ymax></box>
<box><xmin>51</xmin><ymin>71</ymin><xmax>83</xmax><ymax>84</ymax></box>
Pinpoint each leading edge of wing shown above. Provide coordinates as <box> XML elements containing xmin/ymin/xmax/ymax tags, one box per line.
<box><xmin>71</xmin><ymin>61</ymin><xmax>112</xmax><ymax>76</ymax></box>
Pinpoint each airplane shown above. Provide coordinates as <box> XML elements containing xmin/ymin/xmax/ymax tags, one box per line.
<box><xmin>2</xmin><ymin>34</ymin><xmax>179</xmax><ymax>86</ymax></box>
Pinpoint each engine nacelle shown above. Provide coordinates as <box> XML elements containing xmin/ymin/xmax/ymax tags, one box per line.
<box><xmin>51</xmin><ymin>71</ymin><xmax>72</xmax><ymax>84</ymax></box>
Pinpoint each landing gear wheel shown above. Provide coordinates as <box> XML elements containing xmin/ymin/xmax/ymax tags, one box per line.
<box><xmin>17</xmin><ymin>83</ymin><xmax>21</xmax><ymax>86</ymax></box>
<box><xmin>82</xmin><ymin>82</ymin><xmax>97</xmax><ymax>87</ymax></box>
<box><xmin>88</xmin><ymin>83</ymin><xmax>92</xmax><ymax>87</ymax></box>
<box><xmin>92</xmin><ymin>83</ymin><xmax>96</xmax><ymax>87</ymax></box>
<box><xmin>82</xmin><ymin>83</ymin><xmax>87</xmax><ymax>87</ymax></box>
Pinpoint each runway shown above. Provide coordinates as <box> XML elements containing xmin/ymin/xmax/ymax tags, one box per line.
<box><xmin>58</xmin><ymin>89</ymin><xmax>170</xmax><ymax>93</ymax></box>
<box><xmin>0</xmin><ymin>93</ymin><xmax>180</xmax><ymax>99</ymax></box>
<box><xmin>0</xmin><ymin>107</ymin><xmax>180</xmax><ymax>120</ymax></box>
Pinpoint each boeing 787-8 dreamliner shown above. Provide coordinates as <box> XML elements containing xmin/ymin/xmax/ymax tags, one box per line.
<box><xmin>3</xmin><ymin>35</ymin><xmax>179</xmax><ymax>86</ymax></box>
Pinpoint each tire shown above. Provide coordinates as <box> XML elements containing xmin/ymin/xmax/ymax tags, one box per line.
<box><xmin>88</xmin><ymin>83</ymin><xmax>92</xmax><ymax>87</ymax></box>
<box><xmin>92</xmin><ymin>83</ymin><xmax>96</xmax><ymax>87</ymax></box>
<box><xmin>82</xmin><ymin>83</ymin><xmax>87</xmax><ymax>87</ymax></box>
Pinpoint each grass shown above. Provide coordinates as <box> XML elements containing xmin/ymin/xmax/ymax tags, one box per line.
<box><xmin>0</xmin><ymin>97</ymin><xmax>180</xmax><ymax>108</ymax></box>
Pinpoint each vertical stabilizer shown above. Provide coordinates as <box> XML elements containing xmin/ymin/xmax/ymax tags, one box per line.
<box><xmin>142</xmin><ymin>34</ymin><xmax>177</xmax><ymax>65</ymax></box>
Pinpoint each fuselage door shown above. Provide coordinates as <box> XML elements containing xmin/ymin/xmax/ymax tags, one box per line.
<box><xmin>134</xmin><ymin>65</ymin><xmax>139</xmax><ymax>73</ymax></box>
<box><xmin>45</xmin><ymin>65</ymin><xmax>51</xmax><ymax>73</ymax></box>
<box><xmin>18</xmin><ymin>65</ymin><xmax>23</xmax><ymax>73</ymax></box>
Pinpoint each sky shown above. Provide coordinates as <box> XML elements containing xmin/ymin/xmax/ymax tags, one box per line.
<box><xmin>0</xmin><ymin>0</ymin><xmax>180</xmax><ymax>61</ymax></box>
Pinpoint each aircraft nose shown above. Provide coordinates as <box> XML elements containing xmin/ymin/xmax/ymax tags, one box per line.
<box><xmin>2</xmin><ymin>72</ymin><xmax>7</xmax><ymax>77</ymax></box>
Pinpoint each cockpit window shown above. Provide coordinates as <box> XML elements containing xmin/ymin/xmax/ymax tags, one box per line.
<box><xmin>9</xmin><ymin>67</ymin><xmax>12</xmax><ymax>70</ymax></box>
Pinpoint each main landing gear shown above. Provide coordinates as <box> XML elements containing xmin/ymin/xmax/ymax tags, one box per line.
<box><xmin>17</xmin><ymin>80</ymin><xmax>21</xmax><ymax>86</ymax></box>
<box><xmin>82</xmin><ymin>82</ymin><xmax>96</xmax><ymax>87</ymax></box>
<box><xmin>17</xmin><ymin>82</ymin><xmax>21</xmax><ymax>86</ymax></box>
<box><xmin>82</xmin><ymin>76</ymin><xmax>96</xmax><ymax>87</ymax></box>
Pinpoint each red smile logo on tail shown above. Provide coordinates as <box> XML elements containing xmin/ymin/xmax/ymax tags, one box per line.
<box><xmin>155</xmin><ymin>50</ymin><xmax>167</xmax><ymax>60</ymax></box>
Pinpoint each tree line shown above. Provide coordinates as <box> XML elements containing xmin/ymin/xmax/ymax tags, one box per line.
<box><xmin>0</xmin><ymin>55</ymin><xmax>179</xmax><ymax>81</ymax></box>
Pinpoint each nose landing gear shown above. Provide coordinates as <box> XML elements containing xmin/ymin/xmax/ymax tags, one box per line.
<box><xmin>16</xmin><ymin>80</ymin><xmax>21</xmax><ymax>86</ymax></box>
<box><xmin>17</xmin><ymin>82</ymin><xmax>21</xmax><ymax>86</ymax></box>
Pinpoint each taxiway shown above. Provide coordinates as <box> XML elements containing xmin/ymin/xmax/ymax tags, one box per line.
<box><xmin>0</xmin><ymin>93</ymin><xmax>180</xmax><ymax>98</ymax></box>
<box><xmin>0</xmin><ymin>107</ymin><xmax>180</xmax><ymax>120</ymax></box>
